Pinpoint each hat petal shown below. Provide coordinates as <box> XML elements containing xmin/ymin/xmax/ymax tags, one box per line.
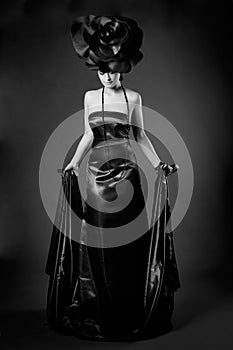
<box><xmin>108</xmin><ymin>60</ymin><xmax>132</xmax><ymax>73</ymax></box>
<box><xmin>94</xmin><ymin>15</ymin><xmax>113</xmax><ymax>27</ymax></box>
<box><xmin>71</xmin><ymin>15</ymin><xmax>97</xmax><ymax>58</ymax></box>
<box><xmin>129</xmin><ymin>50</ymin><xmax>143</xmax><ymax>67</ymax></box>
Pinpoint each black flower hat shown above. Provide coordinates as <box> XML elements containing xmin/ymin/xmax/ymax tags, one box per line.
<box><xmin>70</xmin><ymin>15</ymin><xmax>144</xmax><ymax>73</ymax></box>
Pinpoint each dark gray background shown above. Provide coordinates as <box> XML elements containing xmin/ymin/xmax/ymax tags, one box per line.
<box><xmin>1</xmin><ymin>0</ymin><xmax>232</xmax><ymax>349</ymax></box>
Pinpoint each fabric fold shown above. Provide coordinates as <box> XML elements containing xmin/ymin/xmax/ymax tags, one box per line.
<box><xmin>45</xmin><ymin>167</ymin><xmax>181</xmax><ymax>340</ymax></box>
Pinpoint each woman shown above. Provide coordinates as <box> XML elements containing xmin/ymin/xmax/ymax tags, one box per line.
<box><xmin>45</xmin><ymin>15</ymin><xmax>181</xmax><ymax>341</ymax></box>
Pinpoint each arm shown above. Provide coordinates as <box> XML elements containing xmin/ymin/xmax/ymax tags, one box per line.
<box><xmin>64</xmin><ymin>91</ymin><xmax>93</xmax><ymax>171</ymax></box>
<box><xmin>131</xmin><ymin>93</ymin><xmax>161</xmax><ymax>168</ymax></box>
<box><xmin>131</xmin><ymin>93</ymin><xmax>179</xmax><ymax>175</ymax></box>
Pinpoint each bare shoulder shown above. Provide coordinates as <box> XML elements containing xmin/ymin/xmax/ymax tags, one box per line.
<box><xmin>84</xmin><ymin>89</ymin><xmax>99</xmax><ymax>95</ymax></box>
<box><xmin>84</xmin><ymin>89</ymin><xmax>97</xmax><ymax>100</ymax></box>
<box><xmin>124</xmin><ymin>88</ymin><xmax>141</xmax><ymax>103</ymax></box>
<box><xmin>83</xmin><ymin>89</ymin><xmax>100</xmax><ymax>108</ymax></box>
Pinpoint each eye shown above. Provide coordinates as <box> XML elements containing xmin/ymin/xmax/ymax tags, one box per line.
<box><xmin>99</xmin><ymin>71</ymin><xmax>104</xmax><ymax>75</ymax></box>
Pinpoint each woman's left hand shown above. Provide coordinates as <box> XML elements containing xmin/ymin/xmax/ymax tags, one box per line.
<box><xmin>155</xmin><ymin>161</ymin><xmax>179</xmax><ymax>177</ymax></box>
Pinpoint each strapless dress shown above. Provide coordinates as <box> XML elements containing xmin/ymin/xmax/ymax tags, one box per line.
<box><xmin>45</xmin><ymin>109</ymin><xmax>181</xmax><ymax>341</ymax></box>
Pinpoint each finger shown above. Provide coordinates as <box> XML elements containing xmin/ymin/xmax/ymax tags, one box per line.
<box><xmin>168</xmin><ymin>165</ymin><xmax>178</xmax><ymax>176</ymax></box>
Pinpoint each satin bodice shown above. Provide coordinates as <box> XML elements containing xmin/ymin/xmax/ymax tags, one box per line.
<box><xmin>87</xmin><ymin>86</ymin><xmax>136</xmax><ymax>187</ymax></box>
<box><xmin>87</xmin><ymin>109</ymin><xmax>137</xmax><ymax>184</ymax></box>
<box><xmin>88</xmin><ymin>110</ymin><xmax>130</xmax><ymax>147</ymax></box>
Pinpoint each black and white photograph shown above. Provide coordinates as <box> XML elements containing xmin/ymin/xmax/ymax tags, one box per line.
<box><xmin>0</xmin><ymin>1</ymin><xmax>232</xmax><ymax>349</ymax></box>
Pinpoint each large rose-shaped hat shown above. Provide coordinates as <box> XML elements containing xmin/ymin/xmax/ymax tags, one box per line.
<box><xmin>70</xmin><ymin>15</ymin><xmax>143</xmax><ymax>73</ymax></box>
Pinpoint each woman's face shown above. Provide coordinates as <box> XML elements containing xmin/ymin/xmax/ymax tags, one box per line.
<box><xmin>97</xmin><ymin>70</ymin><xmax>121</xmax><ymax>88</ymax></box>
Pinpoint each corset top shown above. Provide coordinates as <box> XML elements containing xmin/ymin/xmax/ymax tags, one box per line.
<box><xmin>89</xmin><ymin>111</ymin><xmax>130</xmax><ymax>141</ymax></box>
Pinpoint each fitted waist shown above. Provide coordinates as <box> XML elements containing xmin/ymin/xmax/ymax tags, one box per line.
<box><xmin>91</xmin><ymin>136</ymin><xmax>130</xmax><ymax>148</ymax></box>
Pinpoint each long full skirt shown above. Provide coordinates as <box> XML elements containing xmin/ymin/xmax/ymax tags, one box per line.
<box><xmin>45</xmin><ymin>154</ymin><xmax>181</xmax><ymax>341</ymax></box>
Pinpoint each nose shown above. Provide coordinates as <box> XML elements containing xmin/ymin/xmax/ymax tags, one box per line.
<box><xmin>106</xmin><ymin>73</ymin><xmax>111</xmax><ymax>81</ymax></box>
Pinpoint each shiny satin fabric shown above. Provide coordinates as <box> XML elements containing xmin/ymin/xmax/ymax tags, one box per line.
<box><xmin>45</xmin><ymin>111</ymin><xmax>181</xmax><ymax>341</ymax></box>
<box><xmin>83</xmin><ymin>111</ymin><xmax>148</xmax><ymax>233</ymax></box>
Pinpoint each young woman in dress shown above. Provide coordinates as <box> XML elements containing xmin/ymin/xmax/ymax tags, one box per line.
<box><xmin>45</xmin><ymin>15</ymin><xmax>181</xmax><ymax>341</ymax></box>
